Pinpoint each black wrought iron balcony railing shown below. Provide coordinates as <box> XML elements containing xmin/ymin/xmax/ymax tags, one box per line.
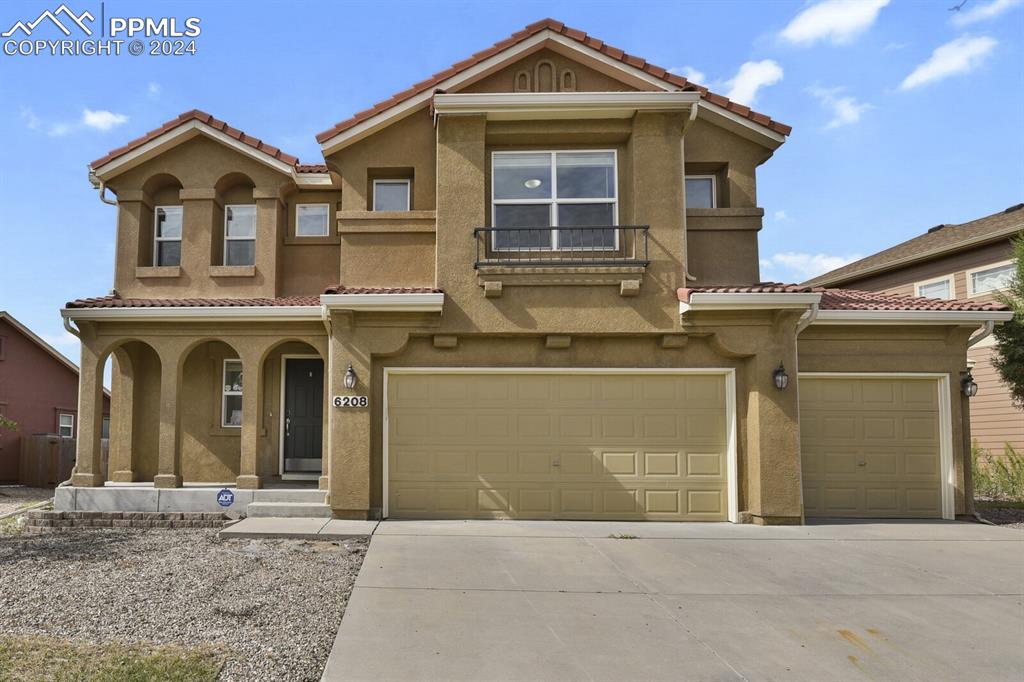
<box><xmin>473</xmin><ymin>225</ymin><xmax>649</xmax><ymax>268</ymax></box>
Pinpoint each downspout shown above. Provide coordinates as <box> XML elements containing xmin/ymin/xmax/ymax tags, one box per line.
<box><xmin>59</xmin><ymin>310</ymin><xmax>81</xmax><ymax>488</ymax></box>
<box><xmin>967</xmin><ymin>320</ymin><xmax>994</xmax><ymax>347</ymax></box>
<box><xmin>90</xmin><ymin>169</ymin><xmax>117</xmax><ymax>206</ymax></box>
<box><xmin>681</xmin><ymin>102</ymin><xmax>700</xmax><ymax>282</ymax></box>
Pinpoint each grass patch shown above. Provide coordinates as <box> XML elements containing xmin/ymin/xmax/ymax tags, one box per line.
<box><xmin>0</xmin><ymin>635</ymin><xmax>224</xmax><ymax>682</ymax></box>
<box><xmin>972</xmin><ymin>443</ymin><xmax>1024</xmax><ymax>503</ymax></box>
<box><xmin>975</xmin><ymin>500</ymin><xmax>1024</xmax><ymax>510</ymax></box>
<box><xmin>0</xmin><ymin>516</ymin><xmax>24</xmax><ymax>536</ymax></box>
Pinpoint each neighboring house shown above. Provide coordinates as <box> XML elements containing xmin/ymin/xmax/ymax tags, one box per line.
<box><xmin>0</xmin><ymin>311</ymin><xmax>110</xmax><ymax>483</ymax></box>
<box><xmin>806</xmin><ymin>205</ymin><xmax>1024</xmax><ymax>456</ymax></box>
<box><xmin>61</xmin><ymin>19</ymin><xmax>1010</xmax><ymax>523</ymax></box>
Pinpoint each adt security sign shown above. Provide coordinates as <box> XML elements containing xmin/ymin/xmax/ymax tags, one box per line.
<box><xmin>216</xmin><ymin>488</ymin><xmax>235</xmax><ymax>507</ymax></box>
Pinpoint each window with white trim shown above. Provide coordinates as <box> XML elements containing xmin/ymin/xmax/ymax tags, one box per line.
<box><xmin>491</xmin><ymin>150</ymin><xmax>618</xmax><ymax>250</ymax></box>
<box><xmin>154</xmin><ymin>206</ymin><xmax>183</xmax><ymax>266</ymax></box>
<box><xmin>969</xmin><ymin>262</ymin><xmax>1014</xmax><ymax>296</ymax></box>
<box><xmin>222</xmin><ymin>360</ymin><xmax>243</xmax><ymax>427</ymax></box>
<box><xmin>224</xmin><ymin>205</ymin><xmax>257</xmax><ymax>266</ymax></box>
<box><xmin>102</xmin><ymin>416</ymin><xmax>110</xmax><ymax>440</ymax></box>
<box><xmin>58</xmin><ymin>413</ymin><xmax>74</xmax><ymax>438</ymax></box>
<box><xmin>372</xmin><ymin>180</ymin><xmax>410</xmax><ymax>211</ymax></box>
<box><xmin>685</xmin><ymin>176</ymin><xmax>717</xmax><ymax>209</ymax></box>
<box><xmin>915</xmin><ymin>276</ymin><xmax>953</xmax><ymax>300</ymax></box>
<box><xmin>296</xmin><ymin>204</ymin><xmax>330</xmax><ymax>237</ymax></box>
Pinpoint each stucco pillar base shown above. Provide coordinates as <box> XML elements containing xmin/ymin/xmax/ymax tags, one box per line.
<box><xmin>751</xmin><ymin>514</ymin><xmax>803</xmax><ymax>526</ymax></box>
<box><xmin>331</xmin><ymin>509</ymin><xmax>369</xmax><ymax>520</ymax></box>
<box><xmin>71</xmin><ymin>472</ymin><xmax>104</xmax><ymax>487</ymax></box>
<box><xmin>153</xmin><ymin>474</ymin><xmax>182</xmax><ymax>489</ymax></box>
<box><xmin>318</xmin><ymin>475</ymin><xmax>329</xmax><ymax>491</ymax></box>
<box><xmin>109</xmin><ymin>470</ymin><xmax>134</xmax><ymax>483</ymax></box>
<box><xmin>235</xmin><ymin>474</ymin><xmax>261</xmax><ymax>490</ymax></box>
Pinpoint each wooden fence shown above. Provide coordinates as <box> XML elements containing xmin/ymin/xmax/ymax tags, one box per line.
<box><xmin>18</xmin><ymin>435</ymin><xmax>108</xmax><ymax>487</ymax></box>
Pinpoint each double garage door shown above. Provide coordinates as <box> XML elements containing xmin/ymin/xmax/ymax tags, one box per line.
<box><xmin>386</xmin><ymin>371</ymin><xmax>730</xmax><ymax>521</ymax></box>
<box><xmin>800</xmin><ymin>376</ymin><xmax>948</xmax><ymax>519</ymax></box>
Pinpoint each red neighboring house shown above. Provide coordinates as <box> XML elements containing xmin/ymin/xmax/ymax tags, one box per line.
<box><xmin>0</xmin><ymin>311</ymin><xmax>110</xmax><ymax>483</ymax></box>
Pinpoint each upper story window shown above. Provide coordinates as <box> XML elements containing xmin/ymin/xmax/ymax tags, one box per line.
<box><xmin>296</xmin><ymin>204</ymin><xmax>330</xmax><ymax>237</ymax></box>
<box><xmin>154</xmin><ymin>206</ymin><xmax>183</xmax><ymax>266</ymax></box>
<box><xmin>373</xmin><ymin>180</ymin><xmax>410</xmax><ymax>211</ymax></box>
<box><xmin>915</xmin><ymin>275</ymin><xmax>954</xmax><ymax>300</ymax></box>
<box><xmin>58</xmin><ymin>413</ymin><xmax>74</xmax><ymax>438</ymax></box>
<box><xmin>224</xmin><ymin>205</ymin><xmax>257</xmax><ymax>266</ymax></box>
<box><xmin>222</xmin><ymin>359</ymin><xmax>243</xmax><ymax>427</ymax></box>
<box><xmin>0</xmin><ymin>336</ymin><xmax>5</xmax><ymax>361</ymax></box>
<box><xmin>685</xmin><ymin>176</ymin><xmax>717</xmax><ymax>209</ymax></box>
<box><xmin>492</xmin><ymin>150</ymin><xmax>617</xmax><ymax>250</ymax></box>
<box><xmin>968</xmin><ymin>261</ymin><xmax>1015</xmax><ymax>296</ymax></box>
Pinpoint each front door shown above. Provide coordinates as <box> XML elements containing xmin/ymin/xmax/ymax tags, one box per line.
<box><xmin>283</xmin><ymin>358</ymin><xmax>324</xmax><ymax>478</ymax></box>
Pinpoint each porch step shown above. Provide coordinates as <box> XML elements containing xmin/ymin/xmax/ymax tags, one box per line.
<box><xmin>251</xmin><ymin>489</ymin><xmax>326</xmax><ymax>504</ymax></box>
<box><xmin>245</xmin><ymin>502</ymin><xmax>333</xmax><ymax>518</ymax></box>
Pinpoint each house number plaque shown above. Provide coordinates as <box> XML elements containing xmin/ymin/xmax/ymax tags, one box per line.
<box><xmin>333</xmin><ymin>395</ymin><xmax>369</xmax><ymax>408</ymax></box>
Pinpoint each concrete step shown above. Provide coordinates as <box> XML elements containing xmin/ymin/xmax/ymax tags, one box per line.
<box><xmin>251</xmin><ymin>489</ymin><xmax>326</xmax><ymax>504</ymax></box>
<box><xmin>245</xmin><ymin>501</ymin><xmax>333</xmax><ymax>518</ymax></box>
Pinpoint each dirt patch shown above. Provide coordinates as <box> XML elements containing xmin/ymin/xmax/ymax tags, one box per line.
<box><xmin>0</xmin><ymin>486</ymin><xmax>52</xmax><ymax>517</ymax></box>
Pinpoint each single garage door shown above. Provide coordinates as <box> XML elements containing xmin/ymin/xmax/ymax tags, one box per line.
<box><xmin>800</xmin><ymin>376</ymin><xmax>946</xmax><ymax>518</ymax></box>
<box><xmin>386</xmin><ymin>371</ymin><xmax>730</xmax><ymax>520</ymax></box>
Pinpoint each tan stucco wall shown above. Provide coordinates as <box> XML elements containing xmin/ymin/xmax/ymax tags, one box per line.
<box><xmin>461</xmin><ymin>47</ymin><xmax>648</xmax><ymax>94</ymax></box>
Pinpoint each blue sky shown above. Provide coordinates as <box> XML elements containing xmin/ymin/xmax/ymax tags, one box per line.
<box><xmin>0</xmin><ymin>0</ymin><xmax>1022</xmax><ymax>364</ymax></box>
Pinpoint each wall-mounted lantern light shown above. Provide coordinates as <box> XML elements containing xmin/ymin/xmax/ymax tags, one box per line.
<box><xmin>773</xmin><ymin>363</ymin><xmax>789</xmax><ymax>390</ymax></box>
<box><xmin>343</xmin><ymin>363</ymin><xmax>359</xmax><ymax>390</ymax></box>
<box><xmin>961</xmin><ymin>371</ymin><xmax>979</xmax><ymax>398</ymax></box>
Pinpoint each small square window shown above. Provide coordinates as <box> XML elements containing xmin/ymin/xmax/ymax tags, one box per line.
<box><xmin>969</xmin><ymin>262</ymin><xmax>1014</xmax><ymax>296</ymax></box>
<box><xmin>222</xmin><ymin>359</ymin><xmax>243</xmax><ymax>427</ymax></box>
<box><xmin>685</xmin><ymin>176</ymin><xmax>716</xmax><ymax>209</ymax></box>
<box><xmin>373</xmin><ymin>180</ymin><xmax>410</xmax><ymax>211</ymax></box>
<box><xmin>916</xmin><ymin>278</ymin><xmax>952</xmax><ymax>300</ymax></box>
<box><xmin>58</xmin><ymin>413</ymin><xmax>74</xmax><ymax>438</ymax></box>
<box><xmin>296</xmin><ymin>204</ymin><xmax>330</xmax><ymax>237</ymax></box>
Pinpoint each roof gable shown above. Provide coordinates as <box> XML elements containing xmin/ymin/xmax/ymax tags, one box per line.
<box><xmin>0</xmin><ymin>311</ymin><xmax>79</xmax><ymax>376</ymax></box>
<box><xmin>316</xmin><ymin>18</ymin><xmax>791</xmax><ymax>154</ymax></box>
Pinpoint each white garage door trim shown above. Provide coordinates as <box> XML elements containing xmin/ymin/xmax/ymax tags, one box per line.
<box><xmin>798</xmin><ymin>372</ymin><xmax>955</xmax><ymax>520</ymax></box>
<box><xmin>383</xmin><ymin>367</ymin><xmax>739</xmax><ymax>522</ymax></box>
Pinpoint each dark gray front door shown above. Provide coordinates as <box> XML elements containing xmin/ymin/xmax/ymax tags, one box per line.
<box><xmin>283</xmin><ymin>358</ymin><xmax>324</xmax><ymax>476</ymax></box>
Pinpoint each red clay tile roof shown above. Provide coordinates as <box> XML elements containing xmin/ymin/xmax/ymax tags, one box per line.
<box><xmin>90</xmin><ymin>110</ymin><xmax>316</xmax><ymax>172</ymax></box>
<box><xmin>677</xmin><ymin>283</ymin><xmax>1010</xmax><ymax>312</ymax></box>
<box><xmin>804</xmin><ymin>203</ymin><xmax>1024</xmax><ymax>287</ymax></box>
<box><xmin>315</xmin><ymin>18</ymin><xmax>791</xmax><ymax>145</ymax></box>
<box><xmin>66</xmin><ymin>295</ymin><xmax>321</xmax><ymax>309</ymax></box>
<box><xmin>322</xmin><ymin>286</ymin><xmax>443</xmax><ymax>294</ymax></box>
<box><xmin>296</xmin><ymin>164</ymin><xmax>330</xmax><ymax>173</ymax></box>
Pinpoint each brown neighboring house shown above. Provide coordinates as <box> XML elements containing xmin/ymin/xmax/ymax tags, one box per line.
<box><xmin>0</xmin><ymin>311</ymin><xmax>110</xmax><ymax>483</ymax></box>
<box><xmin>806</xmin><ymin>205</ymin><xmax>1024</xmax><ymax>456</ymax></box>
<box><xmin>60</xmin><ymin>18</ymin><xmax>1011</xmax><ymax>523</ymax></box>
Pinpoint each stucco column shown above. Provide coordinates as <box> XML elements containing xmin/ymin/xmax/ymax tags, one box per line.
<box><xmin>107</xmin><ymin>348</ymin><xmax>135</xmax><ymax>482</ymax></box>
<box><xmin>253</xmin><ymin>191</ymin><xmax>282</xmax><ymax>297</ymax></box>
<box><xmin>111</xmin><ymin>190</ymin><xmax>151</xmax><ymax>293</ymax></box>
<box><xmin>236</xmin><ymin>348</ymin><xmax>264</xmax><ymax>489</ymax></box>
<box><xmin>153</xmin><ymin>342</ymin><xmax>187</xmax><ymax>488</ymax></box>
<box><xmin>327</xmin><ymin>312</ymin><xmax>372</xmax><ymax>519</ymax></box>
<box><xmin>70</xmin><ymin>336</ymin><xmax>106</xmax><ymax>487</ymax></box>
<box><xmin>180</xmin><ymin>193</ymin><xmax>217</xmax><ymax>275</ymax></box>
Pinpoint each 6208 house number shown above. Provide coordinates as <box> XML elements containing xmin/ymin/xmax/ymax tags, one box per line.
<box><xmin>333</xmin><ymin>395</ymin><xmax>368</xmax><ymax>408</ymax></box>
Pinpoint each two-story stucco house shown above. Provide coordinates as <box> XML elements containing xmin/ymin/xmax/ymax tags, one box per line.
<box><xmin>59</xmin><ymin>19</ymin><xmax>1011</xmax><ymax>524</ymax></box>
<box><xmin>806</xmin><ymin>205</ymin><xmax>1024</xmax><ymax>457</ymax></box>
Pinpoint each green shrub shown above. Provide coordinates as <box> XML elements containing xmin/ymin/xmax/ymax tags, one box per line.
<box><xmin>973</xmin><ymin>442</ymin><xmax>1024</xmax><ymax>502</ymax></box>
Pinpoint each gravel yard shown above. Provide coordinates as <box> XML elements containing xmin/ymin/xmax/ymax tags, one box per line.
<box><xmin>976</xmin><ymin>503</ymin><xmax>1024</xmax><ymax>529</ymax></box>
<box><xmin>0</xmin><ymin>486</ymin><xmax>52</xmax><ymax>517</ymax></box>
<box><xmin>0</xmin><ymin>528</ymin><xmax>367</xmax><ymax>681</ymax></box>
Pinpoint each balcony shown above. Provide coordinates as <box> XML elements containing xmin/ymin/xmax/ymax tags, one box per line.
<box><xmin>473</xmin><ymin>226</ymin><xmax>649</xmax><ymax>297</ymax></box>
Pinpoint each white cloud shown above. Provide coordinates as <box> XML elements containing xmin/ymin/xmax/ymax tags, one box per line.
<box><xmin>19</xmin><ymin>106</ymin><xmax>41</xmax><ymax>130</ymax></box>
<box><xmin>724</xmin><ymin>59</ymin><xmax>784</xmax><ymax>106</ymax></box>
<box><xmin>780</xmin><ymin>0</ymin><xmax>889</xmax><ymax>46</ymax></box>
<box><xmin>761</xmin><ymin>252</ymin><xmax>862</xmax><ymax>281</ymax></box>
<box><xmin>147</xmin><ymin>82</ymin><xmax>161</xmax><ymax>97</ymax></box>
<box><xmin>773</xmin><ymin>210</ymin><xmax>790</xmax><ymax>222</ymax></box>
<box><xmin>82</xmin><ymin>108</ymin><xmax>128</xmax><ymax>131</ymax></box>
<box><xmin>806</xmin><ymin>85</ymin><xmax>874</xmax><ymax>129</ymax></box>
<box><xmin>951</xmin><ymin>0</ymin><xmax>1022</xmax><ymax>26</ymax></box>
<box><xmin>899</xmin><ymin>35</ymin><xmax>997</xmax><ymax>90</ymax></box>
<box><xmin>47</xmin><ymin>122</ymin><xmax>72</xmax><ymax>137</ymax></box>
<box><xmin>669</xmin><ymin>65</ymin><xmax>706</xmax><ymax>84</ymax></box>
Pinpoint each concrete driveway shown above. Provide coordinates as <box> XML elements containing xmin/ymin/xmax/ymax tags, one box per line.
<box><xmin>322</xmin><ymin>520</ymin><xmax>1024</xmax><ymax>682</ymax></box>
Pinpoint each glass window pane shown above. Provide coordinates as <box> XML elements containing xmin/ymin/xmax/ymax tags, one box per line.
<box><xmin>226</xmin><ymin>205</ymin><xmax>257</xmax><ymax>237</ymax></box>
<box><xmin>493</xmin><ymin>153</ymin><xmax>552</xmax><ymax>200</ymax></box>
<box><xmin>918</xmin><ymin>280</ymin><xmax>951</xmax><ymax>300</ymax></box>
<box><xmin>297</xmin><ymin>204</ymin><xmax>330</xmax><ymax>237</ymax></box>
<box><xmin>224</xmin><ymin>361</ymin><xmax>243</xmax><ymax>392</ymax></box>
<box><xmin>972</xmin><ymin>264</ymin><xmax>1014</xmax><ymax>294</ymax></box>
<box><xmin>555</xmin><ymin>152</ymin><xmax>615</xmax><ymax>199</ymax></box>
<box><xmin>557</xmin><ymin>204</ymin><xmax>616</xmax><ymax>249</ymax></box>
<box><xmin>102</xmin><ymin>417</ymin><xmax>110</xmax><ymax>440</ymax></box>
<box><xmin>493</xmin><ymin>204</ymin><xmax>551</xmax><ymax>249</ymax></box>
<box><xmin>226</xmin><ymin>240</ymin><xmax>255</xmax><ymax>266</ymax></box>
<box><xmin>157</xmin><ymin>241</ymin><xmax>181</xmax><ymax>267</ymax></box>
<box><xmin>685</xmin><ymin>178</ymin><xmax>715</xmax><ymax>209</ymax></box>
<box><xmin>156</xmin><ymin>207</ymin><xmax>182</xmax><ymax>238</ymax></box>
<box><xmin>223</xmin><ymin>395</ymin><xmax>242</xmax><ymax>427</ymax></box>
<box><xmin>373</xmin><ymin>182</ymin><xmax>409</xmax><ymax>211</ymax></box>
